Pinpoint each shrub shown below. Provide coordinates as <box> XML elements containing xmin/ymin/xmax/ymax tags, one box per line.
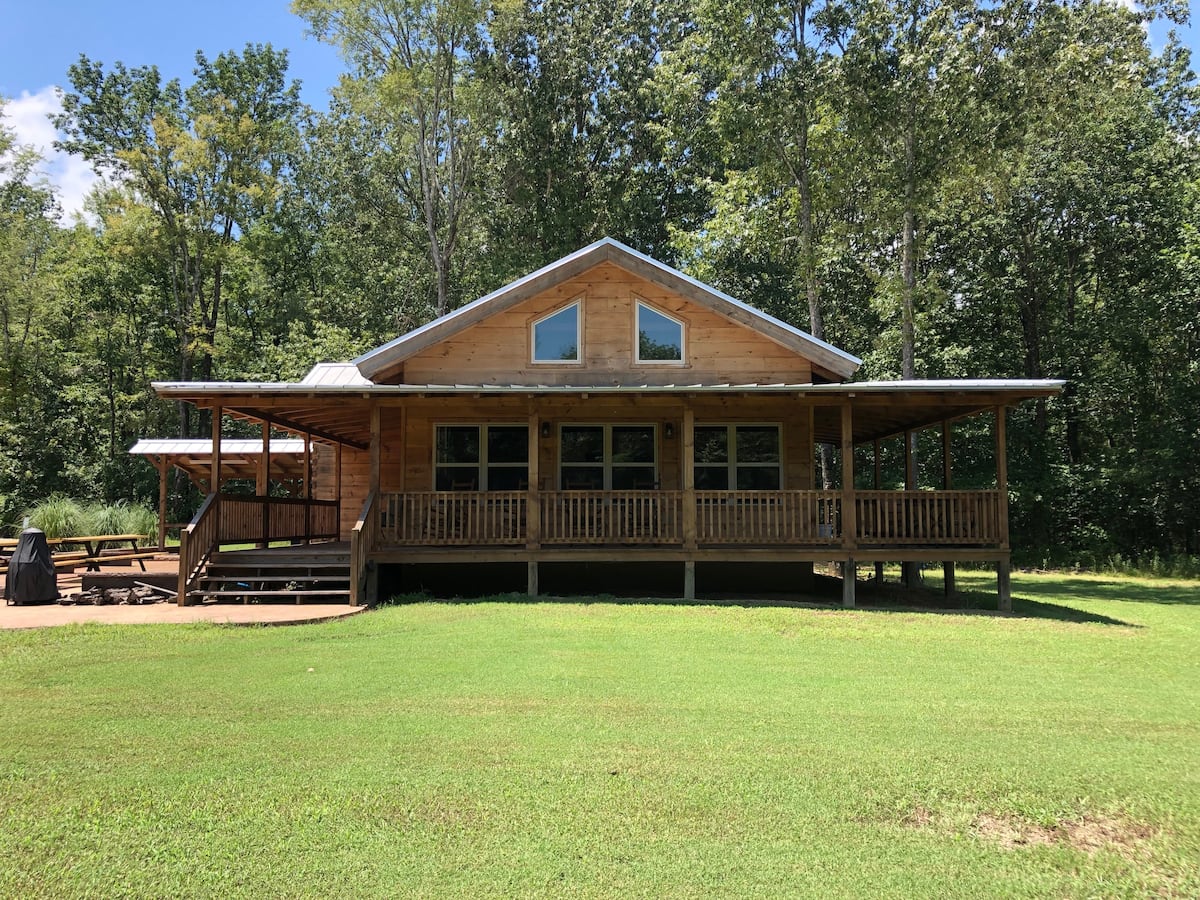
<box><xmin>24</xmin><ymin>496</ymin><xmax>86</xmax><ymax>538</ymax></box>
<box><xmin>23</xmin><ymin>497</ymin><xmax>157</xmax><ymax>544</ymax></box>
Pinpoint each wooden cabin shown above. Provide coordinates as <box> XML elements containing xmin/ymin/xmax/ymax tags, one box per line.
<box><xmin>154</xmin><ymin>239</ymin><xmax>1061</xmax><ymax>608</ymax></box>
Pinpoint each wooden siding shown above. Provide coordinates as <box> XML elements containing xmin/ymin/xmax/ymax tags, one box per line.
<box><xmin>395</xmin><ymin>262</ymin><xmax>815</xmax><ymax>386</ymax></box>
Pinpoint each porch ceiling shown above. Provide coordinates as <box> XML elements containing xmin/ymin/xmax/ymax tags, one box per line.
<box><xmin>155</xmin><ymin>379</ymin><xmax>1062</xmax><ymax>448</ymax></box>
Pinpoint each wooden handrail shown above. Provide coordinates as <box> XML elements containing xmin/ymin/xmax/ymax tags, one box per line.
<box><xmin>350</xmin><ymin>491</ymin><xmax>378</xmax><ymax>606</ymax></box>
<box><xmin>177</xmin><ymin>493</ymin><xmax>220</xmax><ymax>607</ymax></box>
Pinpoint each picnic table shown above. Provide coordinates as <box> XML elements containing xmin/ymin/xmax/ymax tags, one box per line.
<box><xmin>0</xmin><ymin>534</ymin><xmax>153</xmax><ymax>573</ymax></box>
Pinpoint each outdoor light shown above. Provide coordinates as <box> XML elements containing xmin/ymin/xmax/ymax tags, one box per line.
<box><xmin>665</xmin><ymin>422</ymin><xmax>675</xmax><ymax>439</ymax></box>
<box><xmin>541</xmin><ymin>421</ymin><xmax>551</xmax><ymax>439</ymax></box>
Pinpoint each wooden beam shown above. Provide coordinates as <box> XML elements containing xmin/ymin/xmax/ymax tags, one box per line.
<box><xmin>211</xmin><ymin>406</ymin><xmax>223</xmax><ymax>493</ymax></box>
<box><xmin>527</xmin><ymin>408</ymin><xmax>540</xmax><ymax>550</ymax></box>
<box><xmin>995</xmin><ymin>405</ymin><xmax>1009</xmax><ymax>551</ymax></box>
<box><xmin>369</xmin><ymin>403</ymin><xmax>381</xmax><ymax>495</ymax></box>
<box><xmin>843</xmin><ymin>557</ymin><xmax>856</xmax><ymax>607</ymax></box>
<box><xmin>942</xmin><ymin>420</ymin><xmax>955</xmax><ymax>598</ymax></box>
<box><xmin>873</xmin><ymin>439</ymin><xmax>883</xmax><ymax>585</ymax></box>
<box><xmin>682</xmin><ymin>404</ymin><xmax>696</xmax><ymax>551</ymax></box>
<box><xmin>841</xmin><ymin>403</ymin><xmax>856</xmax><ymax>551</ymax></box>
<box><xmin>156</xmin><ymin>457</ymin><xmax>168</xmax><ymax>551</ymax></box>
<box><xmin>684</xmin><ymin>560</ymin><xmax>696</xmax><ymax>601</ymax></box>
<box><xmin>228</xmin><ymin>408</ymin><xmax>368</xmax><ymax>450</ymax></box>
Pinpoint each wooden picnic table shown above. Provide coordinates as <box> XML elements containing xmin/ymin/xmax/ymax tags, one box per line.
<box><xmin>0</xmin><ymin>534</ymin><xmax>152</xmax><ymax>573</ymax></box>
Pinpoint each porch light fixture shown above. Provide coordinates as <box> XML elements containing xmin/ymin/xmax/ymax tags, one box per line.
<box><xmin>541</xmin><ymin>421</ymin><xmax>551</xmax><ymax>439</ymax></box>
<box><xmin>664</xmin><ymin>422</ymin><xmax>675</xmax><ymax>439</ymax></box>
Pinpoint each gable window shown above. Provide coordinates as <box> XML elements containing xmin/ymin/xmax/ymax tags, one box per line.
<box><xmin>435</xmin><ymin>425</ymin><xmax>528</xmax><ymax>491</ymax></box>
<box><xmin>636</xmin><ymin>301</ymin><xmax>684</xmax><ymax>363</ymax></box>
<box><xmin>694</xmin><ymin>425</ymin><xmax>781</xmax><ymax>490</ymax></box>
<box><xmin>532</xmin><ymin>301</ymin><xmax>581</xmax><ymax>364</ymax></box>
<box><xmin>560</xmin><ymin>424</ymin><xmax>657</xmax><ymax>490</ymax></box>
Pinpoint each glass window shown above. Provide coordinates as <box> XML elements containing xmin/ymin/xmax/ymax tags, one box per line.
<box><xmin>561</xmin><ymin>424</ymin><xmax>656</xmax><ymax>490</ymax></box>
<box><xmin>435</xmin><ymin>425</ymin><xmax>528</xmax><ymax>491</ymax></box>
<box><xmin>636</xmin><ymin>301</ymin><xmax>684</xmax><ymax>363</ymax></box>
<box><xmin>532</xmin><ymin>302</ymin><xmax>580</xmax><ymax>363</ymax></box>
<box><xmin>694</xmin><ymin>425</ymin><xmax>782</xmax><ymax>491</ymax></box>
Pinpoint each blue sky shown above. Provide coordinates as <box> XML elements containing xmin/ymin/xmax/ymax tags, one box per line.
<box><xmin>1</xmin><ymin>0</ymin><xmax>1196</xmax><ymax>218</ymax></box>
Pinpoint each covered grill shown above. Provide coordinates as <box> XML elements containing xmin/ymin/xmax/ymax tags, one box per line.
<box><xmin>3</xmin><ymin>528</ymin><xmax>58</xmax><ymax>605</ymax></box>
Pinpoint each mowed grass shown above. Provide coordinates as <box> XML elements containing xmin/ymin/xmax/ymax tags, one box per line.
<box><xmin>1</xmin><ymin>572</ymin><xmax>1198</xmax><ymax>897</ymax></box>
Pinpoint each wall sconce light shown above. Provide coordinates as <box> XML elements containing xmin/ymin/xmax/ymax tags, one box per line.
<box><xmin>540</xmin><ymin>421</ymin><xmax>550</xmax><ymax>439</ymax></box>
<box><xmin>665</xmin><ymin>422</ymin><xmax>675</xmax><ymax>439</ymax></box>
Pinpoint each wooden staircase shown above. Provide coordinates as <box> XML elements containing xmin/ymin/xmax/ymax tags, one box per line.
<box><xmin>189</xmin><ymin>543</ymin><xmax>352</xmax><ymax>605</ymax></box>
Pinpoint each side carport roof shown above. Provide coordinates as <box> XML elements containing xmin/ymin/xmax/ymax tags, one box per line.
<box><xmin>352</xmin><ymin>237</ymin><xmax>862</xmax><ymax>382</ymax></box>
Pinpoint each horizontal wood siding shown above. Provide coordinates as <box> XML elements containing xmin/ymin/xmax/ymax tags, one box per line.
<box><xmin>399</xmin><ymin>262</ymin><xmax>814</xmax><ymax>386</ymax></box>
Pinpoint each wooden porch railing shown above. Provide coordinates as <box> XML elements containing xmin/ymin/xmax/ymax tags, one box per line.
<box><xmin>350</xmin><ymin>491</ymin><xmax>378</xmax><ymax>606</ymax></box>
<box><xmin>177</xmin><ymin>492</ymin><xmax>220</xmax><ymax>606</ymax></box>
<box><xmin>854</xmin><ymin>489</ymin><xmax>1001</xmax><ymax>545</ymax></box>
<box><xmin>372</xmin><ymin>489</ymin><xmax>1003</xmax><ymax>549</ymax></box>
<box><xmin>218</xmin><ymin>496</ymin><xmax>339</xmax><ymax>543</ymax></box>
<box><xmin>380</xmin><ymin>491</ymin><xmax>528</xmax><ymax>545</ymax></box>
<box><xmin>694</xmin><ymin>490</ymin><xmax>841</xmax><ymax>545</ymax></box>
<box><xmin>540</xmin><ymin>490</ymin><xmax>683</xmax><ymax>544</ymax></box>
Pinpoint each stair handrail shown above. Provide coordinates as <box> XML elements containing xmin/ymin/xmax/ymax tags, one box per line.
<box><xmin>177</xmin><ymin>493</ymin><xmax>221</xmax><ymax>607</ymax></box>
<box><xmin>350</xmin><ymin>491</ymin><xmax>378</xmax><ymax>606</ymax></box>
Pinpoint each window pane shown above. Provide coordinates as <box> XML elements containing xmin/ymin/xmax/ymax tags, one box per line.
<box><xmin>695</xmin><ymin>467</ymin><xmax>729</xmax><ymax>490</ymax></box>
<box><xmin>436</xmin><ymin>468</ymin><xmax>478</xmax><ymax>491</ymax></box>
<box><xmin>561</xmin><ymin>426</ymin><xmax>603</xmax><ymax>462</ymax></box>
<box><xmin>487</xmin><ymin>466</ymin><xmax>528</xmax><ymax>491</ymax></box>
<box><xmin>488</xmin><ymin>426</ymin><xmax>528</xmax><ymax>463</ymax></box>
<box><xmin>612</xmin><ymin>426</ymin><xmax>655</xmax><ymax>463</ymax></box>
<box><xmin>533</xmin><ymin>304</ymin><xmax>579</xmax><ymax>361</ymax></box>
<box><xmin>436</xmin><ymin>426</ymin><xmax>479</xmax><ymax>464</ymax></box>
<box><xmin>613</xmin><ymin>467</ymin><xmax>655</xmax><ymax>490</ymax></box>
<box><xmin>737</xmin><ymin>467</ymin><xmax>780</xmax><ymax>490</ymax></box>
<box><xmin>736</xmin><ymin>426</ymin><xmax>780</xmax><ymax>463</ymax></box>
<box><xmin>562</xmin><ymin>467</ymin><xmax>603</xmax><ymax>490</ymax></box>
<box><xmin>638</xmin><ymin>304</ymin><xmax>683</xmax><ymax>361</ymax></box>
<box><xmin>694</xmin><ymin>427</ymin><xmax>729</xmax><ymax>464</ymax></box>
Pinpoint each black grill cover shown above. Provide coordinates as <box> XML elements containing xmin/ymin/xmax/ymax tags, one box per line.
<box><xmin>4</xmin><ymin>528</ymin><xmax>58</xmax><ymax>605</ymax></box>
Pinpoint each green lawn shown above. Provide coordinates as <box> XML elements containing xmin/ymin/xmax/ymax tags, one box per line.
<box><xmin>1</xmin><ymin>572</ymin><xmax>1198</xmax><ymax>897</ymax></box>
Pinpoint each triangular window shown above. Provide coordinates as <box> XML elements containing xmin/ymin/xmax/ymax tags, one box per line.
<box><xmin>531</xmin><ymin>301</ymin><xmax>581</xmax><ymax>364</ymax></box>
<box><xmin>636</xmin><ymin>301</ymin><xmax>685</xmax><ymax>364</ymax></box>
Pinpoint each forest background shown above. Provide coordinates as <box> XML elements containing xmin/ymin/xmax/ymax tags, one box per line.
<box><xmin>0</xmin><ymin>0</ymin><xmax>1197</xmax><ymax>567</ymax></box>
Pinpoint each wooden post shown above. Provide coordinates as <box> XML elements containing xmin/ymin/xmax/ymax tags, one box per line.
<box><xmin>257</xmin><ymin>422</ymin><xmax>270</xmax><ymax>548</ymax></box>
<box><xmin>156</xmin><ymin>457</ymin><xmax>168</xmax><ymax>551</ymax></box>
<box><xmin>682</xmin><ymin>404</ymin><xmax>696</xmax><ymax>550</ymax></box>
<box><xmin>369</xmin><ymin>403</ymin><xmax>381</xmax><ymax>495</ymax></box>
<box><xmin>684</xmin><ymin>560</ymin><xmax>695</xmax><ymax>600</ymax></box>
<box><xmin>303</xmin><ymin>431</ymin><xmax>312</xmax><ymax>544</ymax></box>
<box><xmin>942</xmin><ymin>420</ymin><xmax>955</xmax><ymax>598</ymax></box>
<box><xmin>902</xmin><ymin>428</ymin><xmax>919</xmax><ymax>589</ymax></box>
<box><xmin>527</xmin><ymin>409</ymin><xmax>541</xmax><ymax>551</ymax></box>
<box><xmin>872</xmin><ymin>439</ymin><xmax>883</xmax><ymax>585</ymax></box>
<box><xmin>527</xmin><ymin>560</ymin><xmax>539</xmax><ymax>597</ymax></box>
<box><xmin>841</xmin><ymin>403</ymin><xmax>856</xmax><ymax>605</ymax></box>
<box><xmin>211</xmin><ymin>406</ymin><xmax>223</xmax><ymax>494</ymax></box>
<box><xmin>995</xmin><ymin>404</ymin><xmax>1012</xmax><ymax>613</ymax></box>
<box><xmin>335</xmin><ymin>442</ymin><xmax>343</xmax><ymax>537</ymax></box>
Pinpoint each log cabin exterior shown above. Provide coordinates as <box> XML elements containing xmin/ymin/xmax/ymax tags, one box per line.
<box><xmin>154</xmin><ymin>239</ymin><xmax>1062</xmax><ymax>608</ymax></box>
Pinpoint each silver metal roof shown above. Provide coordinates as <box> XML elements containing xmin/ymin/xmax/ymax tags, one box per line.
<box><xmin>300</xmin><ymin>362</ymin><xmax>373</xmax><ymax>387</ymax></box>
<box><xmin>128</xmin><ymin>439</ymin><xmax>309</xmax><ymax>455</ymax></box>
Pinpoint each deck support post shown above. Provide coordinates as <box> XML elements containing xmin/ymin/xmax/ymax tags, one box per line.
<box><xmin>527</xmin><ymin>560</ymin><xmax>539</xmax><ymax>597</ymax></box>
<box><xmin>843</xmin><ymin>557</ymin><xmax>856</xmax><ymax>607</ymax></box>
<box><xmin>527</xmin><ymin>408</ymin><xmax>540</xmax><ymax>551</ymax></box>
<box><xmin>902</xmin><ymin>428</ymin><xmax>920</xmax><ymax>589</ymax></box>
<box><xmin>997</xmin><ymin>558</ymin><xmax>1012</xmax><ymax>613</ymax></box>
<box><xmin>211</xmin><ymin>405</ymin><xmax>222</xmax><ymax>549</ymax></box>
<box><xmin>942</xmin><ymin>420</ymin><xmax>955</xmax><ymax>599</ymax></box>
<box><xmin>257</xmin><ymin>422</ymin><xmax>270</xmax><ymax>548</ymax></box>
<box><xmin>995</xmin><ymin>405</ymin><xmax>1009</xmax><ymax>551</ymax></box>
<box><xmin>303</xmin><ymin>430</ymin><xmax>312</xmax><ymax>545</ymax></box>
<box><xmin>683</xmin><ymin>560</ymin><xmax>695</xmax><ymax>601</ymax></box>
<box><xmin>840</xmin><ymin>401</ymin><xmax>856</xmax><ymax>552</ymax></box>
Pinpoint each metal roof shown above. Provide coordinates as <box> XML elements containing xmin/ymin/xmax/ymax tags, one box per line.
<box><xmin>352</xmin><ymin>237</ymin><xmax>862</xmax><ymax>381</ymax></box>
<box><xmin>128</xmin><ymin>439</ymin><xmax>309</xmax><ymax>455</ymax></box>
<box><xmin>299</xmin><ymin>362</ymin><xmax>373</xmax><ymax>387</ymax></box>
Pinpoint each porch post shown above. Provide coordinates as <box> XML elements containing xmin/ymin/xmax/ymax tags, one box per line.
<box><xmin>902</xmin><ymin>428</ymin><xmax>919</xmax><ymax>588</ymax></box>
<box><xmin>841</xmin><ymin>402</ymin><xmax>856</xmax><ymax>607</ymax></box>
<box><xmin>995</xmin><ymin>405</ymin><xmax>1012</xmax><ymax>612</ymax></box>
<box><xmin>682</xmin><ymin>404</ymin><xmax>696</xmax><ymax>551</ymax></box>
<box><xmin>303</xmin><ymin>431</ymin><xmax>313</xmax><ymax>544</ymax></box>
<box><xmin>942</xmin><ymin>420</ymin><xmax>955</xmax><ymax>599</ymax></box>
<box><xmin>257</xmin><ymin>422</ymin><xmax>269</xmax><ymax>548</ymax></box>
<box><xmin>211</xmin><ymin>405</ymin><xmax>222</xmax><ymax>493</ymax></box>
<box><xmin>369</xmin><ymin>403</ymin><xmax>381</xmax><ymax>495</ymax></box>
<box><xmin>527</xmin><ymin>407</ymin><xmax>540</xmax><ymax>595</ymax></box>
<box><xmin>155</xmin><ymin>456</ymin><xmax>168</xmax><ymax>551</ymax></box>
<box><xmin>872</xmin><ymin>438</ymin><xmax>883</xmax><ymax>585</ymax></box>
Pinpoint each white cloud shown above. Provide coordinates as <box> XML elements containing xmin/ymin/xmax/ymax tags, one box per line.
<box><xmin>1</xmin><ymin>85</ymin><xmax>101</xmax><ymax>222</ymax></box>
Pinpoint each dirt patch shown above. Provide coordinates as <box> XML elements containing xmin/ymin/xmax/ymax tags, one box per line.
<box><xmin>971</xmin><ymin>812</ymin><xmax>1153</xmax><ymax>857</ymax></box>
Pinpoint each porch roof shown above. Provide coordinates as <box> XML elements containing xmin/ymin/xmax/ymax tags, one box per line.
<box><xmin>153</xmin><ymin>378</ymin><xmax>1063</xmax><ymax>447</ymax></box>
<box><xmin>129</xmin><ymin>438</ymin><xmax>314</xmax><ymax>484</ymax></box>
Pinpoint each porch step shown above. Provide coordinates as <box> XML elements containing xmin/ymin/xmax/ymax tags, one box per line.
<box><xmin>191</xmin><ymin>544</ymin><xmax>353</xmax><ymax>605</ymax></box>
